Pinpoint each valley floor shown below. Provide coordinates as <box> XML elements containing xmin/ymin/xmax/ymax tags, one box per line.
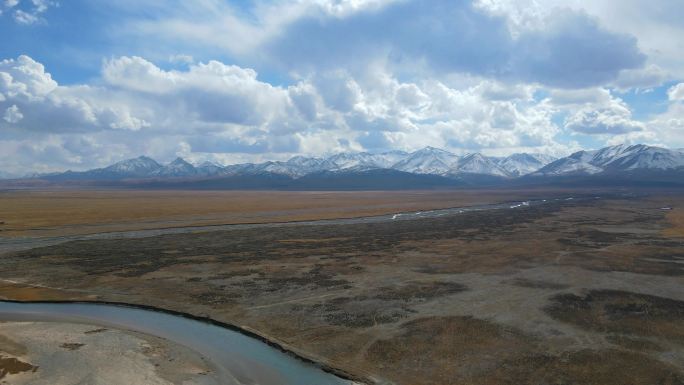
<box><xmin>1</xmin><ymin>188</ymin><xmax>684</xmax><ymax>384</ymax></box>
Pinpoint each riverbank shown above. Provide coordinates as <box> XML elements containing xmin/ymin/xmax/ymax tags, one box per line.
<box><xmin>2</xmin><ymin>191</ymin><xmax>683</xmax><ymax>384</ymax></box>
<box><xmin>0</xmin><ymin>320</ymin><xmax>220</xmax><ymax>385</ymax></box>
<box><xmin>0</xmin><ymin>300</ymin><xmax>368</xmax><ymax>385</ymax></box>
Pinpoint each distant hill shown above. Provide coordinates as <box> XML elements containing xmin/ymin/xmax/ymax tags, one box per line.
<box><xmin>4</xmin><ymin>144</ymin><xmax>684</xmax><ymax>190</ymax></box>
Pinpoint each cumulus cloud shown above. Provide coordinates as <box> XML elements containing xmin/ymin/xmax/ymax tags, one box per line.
<box><xmin>564</xmin><ymin>102</ymin><xmax>644</xmax><ymax>134</ymax></box>
<box><xmin>112</xmin><ymin>0</ymin><xmax>646</xmax><ymax>89</ymax></box>
<box><xmin>475</xmin><ymin>81</ymin><xmax>533</xmax><ymax>102</ymax></box>
<box><xmin>267</xmin><ymin>2</ymin><xmax>643</xmax><ymax>88</ymax></box>
<box><xmin>668</xmin><ymin>83</ymin><xmax>684</xmax><ymax>101</ymax></box>
<box><xmin>7</xmin><ymin>0</ymin><xmax>684</xmax><ymax>175</ymax></box>
<box><xmin>548</xmin><ymin>88</ymin><xmax>613</xmax><ymax>106</ymax></box>
<box><xmin>0</xmin><ymin>54</ymin><xmax>574</xmax><ymax>174</ymax></box>
<box><xmin>3</xmin><ymin>104</ymin><xmax>23</xmax><ymax>123</ymax></box>
<box><xmin>647</xmin><ymin>99</ymin><xmax>684</xmax><ymax>148</ymax></box>
<box><xmin>474</xmin><ymin>0</ymin><xmax>684</xmax><ymax>80</ymax></box>
<box><xmin>510</xmin><ymin>11</ymin><xmax>645</xmax><ymax>88</ymax></box>
<box><xmin>544</xmin><ymin>87</ymin><xmax>647</xmax><ymax>136</ymax></box>
<box><xmin>169</xmin><ymin>54</ymin><xmax>194</xmax><ymax>65</ymax></box>
<box><xmin>103</xmin><ymin>56</ymin><xmax>293</xmax><ymax>127</ymax></box>
<box><xmin>2</xmin><ymin>0</ymin><xmax>57</xmax><ymax>24</ymax></box>
<box><xmin>0</xmin><ymin>55</ymin><xmax>152</xmax><ymax>133</ymax></box>
<box><xmin>0</xmin><ymin>55</ymin><xmax>58</xmax><ymax>99</ymax></box>
<box><xmin>612</xmin><ymin>65</ymin><xmax>667</xmax><ymax>91</ymax></box>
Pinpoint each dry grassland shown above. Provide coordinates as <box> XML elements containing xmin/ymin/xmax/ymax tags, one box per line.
<box><xmin>665</xmin><ymin>208</ymin><xmax>684</xmax><ymax>237</ymax></box>
<box><xmin>3</xmin><ymin>190</ymin><xmax>684</xmax><ymax>384</ymax></box>
<box><xmin>0</xmin><ymin>189</ymin><xmax>558</xmax><ymax>237</ymax></box>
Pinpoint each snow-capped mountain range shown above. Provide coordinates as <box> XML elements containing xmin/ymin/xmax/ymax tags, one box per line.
<box><xmin>534</xmin><ymin>144</ymin><xmax>684</xmax><ymax>176</ymax></box>
<box><xmin>19</xmin><ymin>144</ymin><xmax>684</xmax><ymax>183</ymax></box>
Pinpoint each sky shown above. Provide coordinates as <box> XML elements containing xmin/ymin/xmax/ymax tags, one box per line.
<box><xmin>1</xmin><ymin>0</ymin><xmax>684</xmax><ymax>175</ymax></box>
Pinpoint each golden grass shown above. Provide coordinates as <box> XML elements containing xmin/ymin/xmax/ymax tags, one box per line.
<box><xmin>0</xmin><ymin>282</ymin><xmax>73</xmax><ymax>301</ymax></box>
<box><xmin>0</xmin><ymin>189</ymin><xmax>537</xmax><ymax>237</ymax></box>
<box><xmin>664</xmin><ymin>208</ymin><xmax>684</xmax><ymax>238</ymax></box>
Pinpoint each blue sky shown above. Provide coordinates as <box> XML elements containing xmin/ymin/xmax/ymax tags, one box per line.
<box><xmin>1</xmin><ymin>0</ymin><xmax>684</xmax><ymax>175</ymax></box>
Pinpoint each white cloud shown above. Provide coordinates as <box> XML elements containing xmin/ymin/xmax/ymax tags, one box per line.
<box><xmin>475</xmin><ymin>81</ymin><xmax>534</xmax><ymax>102</ymax></box>
<box><xmin>0</xmin><ymin>55</ymin><xmax>148</xmax><ymax>132</ymax></box>
<box><xmin>13</xmin><ymin>8</ymin><xmax>37</xmax><ymax>24</ymax></box>
<box><xmin>0</xmin><ymin>54</ymin><xmax>579</xmax><ymax>174</ymax></box>
<box><xmin>545</xmin><ymin>87</ymin><xmax>647</xmax><ymax>136</ymax></box>
<box><xmin>0</xmin><ymin>55</ymin><xmax>58</xmax><ymax>99</ymax></box>
<box><xmin>3</xmin><ymin>0</ymin><xmax>56</xmax><ymax>24</ymax></box>
<box><xmin>169</xmin><ymin>54</ymin><xmax>194</xmax><ymax>65</ymax></box>
<box><xmin>564</xmin><ymin>101</ymin><xmax>644</xmax><ymax>134</ymax></box>
<box><xmin>548</xmin><ymin>88</ymin><xmax>612</xmax><ymax>106</ymax></box>
<box><xmin>647</xmin><ymin>100</ymin><xmax>684</xmax><ymax>148</ymax></box>
<box><xmin>612</xmin><ymin>64</ymin><xmax>667</xmax><ymax>91</ymax></box>
<box><xmin>0</xmin><ymin>51</ymin><xmax>672</xmax><ymax>174</ymax></box>
<box><xmin>105</xmin><ymin>0</ymin><xmax>648</xmax><ymax>89</ymax></box>
<box><xmin>31</xmin><ymin>0</ymin><xmax>52</xmax><ymax>13</ymax></box>
<box><xmin>668</xmin><ymin>83</ymin><xmax>684</xmax><ymax>101</ymax></box>
<box><xmin>475</xmin><ymin>0</ymin><xmax>684</xmax><ymax>81</ymax></box>
<box><xmin>10</xmin><ymin>1</ymin><xmax>684</xmax><ymax>174</ymax></box>
<box><xmin>104</xmin><ymin>56</ymin><xmax>298</xmax><ymax>129</ymax></box>
<box><xmin>3</xmin><ymin>104</ymin><xmax>23</xmax><ymax>123</ymax></box>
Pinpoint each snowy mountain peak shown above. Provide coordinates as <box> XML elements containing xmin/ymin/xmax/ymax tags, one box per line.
<box><xmin>458</xmin><ymin>153</ymin><xmax>510</xmax><ymax>177</ymax></box>
<box><xmin>286</xmin><ymin>155</ymin><xmax>331</xmax><ymax>168</ymax></box>
<box><xmin>414</xmin><ymin>146</ymin><xmax>454</xmax><ymax>156</ymax></box>
<box><xmin>327</xmin><ymin>151</ymin><xmax>411</xmax><ymax>171</ymax></box>
<box><xmin>32</xmin><ymin>144</ymin><xmax>682</xmax><ymax>183</ymax></box>
<box><xmin>196</xmin><ymin>161</ymin><xmax>225</xmax><ymax>176</ymax></box>
<box><xmin>198</xmin><ymin>160</ymin><xmax>221</xmax><ymax>168</ymax></box>
<box><xmin>496</xmin><ymin>153</ymin><xmax>558</xmax><ymax>176</ymax></box>
<box><xmin>170</xmin><ymin>157</ymin><xmax>191</xmax><ymax>166</ymax></box>
<box><xmin>328</xmin><ymin>152</ymin><xmax>375</xmax><ymax>170</ymax></box>
<box><xmin>392</xmin><ymin>147</ymin><xmax>460</xmax><ymax>175</ymax></box>
<box><xmin>103</xmin><ymin>156</ymin><xmax>161</xmax><ymax>176</ymax></box>
<box><xmin>534</xmin><ymin>144</ymin><xmax>684</xmax><ymax>176</ymax></box>
<box><xmin>152</xmin><ymin>157</ymin><xmax>197</xmax><ymax>177</ymax></box>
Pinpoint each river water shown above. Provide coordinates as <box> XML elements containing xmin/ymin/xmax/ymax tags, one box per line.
<box><xmin>0</xmin><ymin>195</ymin><xmax>606</xmax><ymax>383</ymax></box>
<box><xmin>0</xmin><ymin>301</ymin><xmax>354</xmax><ymax>385</ymax></box>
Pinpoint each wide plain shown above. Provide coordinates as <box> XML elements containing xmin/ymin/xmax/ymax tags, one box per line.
<box><xmin>0</xmin><ymin>189</ymin><xmax>557</xmax><ymax>237</ymax></box>
<box><xmin>1</xmin><ymin>188</ymin><xmax>684</xmax><ymax>384</ymax></box>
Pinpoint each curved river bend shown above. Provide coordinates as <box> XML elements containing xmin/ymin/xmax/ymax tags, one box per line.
<box><xmin>0</xmin><ymin>195</ymin><xmax>609</xmax><ymax>383</ymax></box>
<box><xmin>0</xmin><ymin>301</ymin><xmax>355</xmax><ymax>385</ymax></box>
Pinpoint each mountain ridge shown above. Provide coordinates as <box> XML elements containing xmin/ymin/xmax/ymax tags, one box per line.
<box><xmin>7</xmin><ymin>144</ymin><xmax>684</xmax><ymax>189</ymax></box>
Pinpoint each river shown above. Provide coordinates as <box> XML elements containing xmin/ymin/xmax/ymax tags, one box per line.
<box><xmin>0</xmin><ymin>301</ymin><xmax>356</xmax><ymax>385</ymax></box>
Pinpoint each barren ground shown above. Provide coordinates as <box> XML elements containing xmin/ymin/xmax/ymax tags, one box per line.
<box><xmin>0</xmin><ymin>321</ymin><xmax>219</xmax><ymax>385</ymax></box>
<box><xmin>1</xmin><ymin>189</ymin><xmax>683</xmax><ymax>384</ymax></box>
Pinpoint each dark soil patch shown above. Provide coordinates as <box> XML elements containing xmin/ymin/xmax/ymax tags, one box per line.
<box><xmin>0</xmin><ymin>355</ymin><xmax>37</xmax><ymax>379</ymax></box>
<box><xmin>365</xmin><ymin>316</ymin><xmax>532</xmax><ymax>385</ymax></box>
<box><xmin>489</xmin><ymin>349</ymin><xmax>684</xmax><ymax>385</ymax></box>
<box><xmin>546</xmin><ymin>290</ymin><xmax>684</xmax><ymax>343</ymax></box>
<box><xmin>59</xmin><ymin>342</ymin><xmax>85</xmax><ymax>351</ymax></box>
